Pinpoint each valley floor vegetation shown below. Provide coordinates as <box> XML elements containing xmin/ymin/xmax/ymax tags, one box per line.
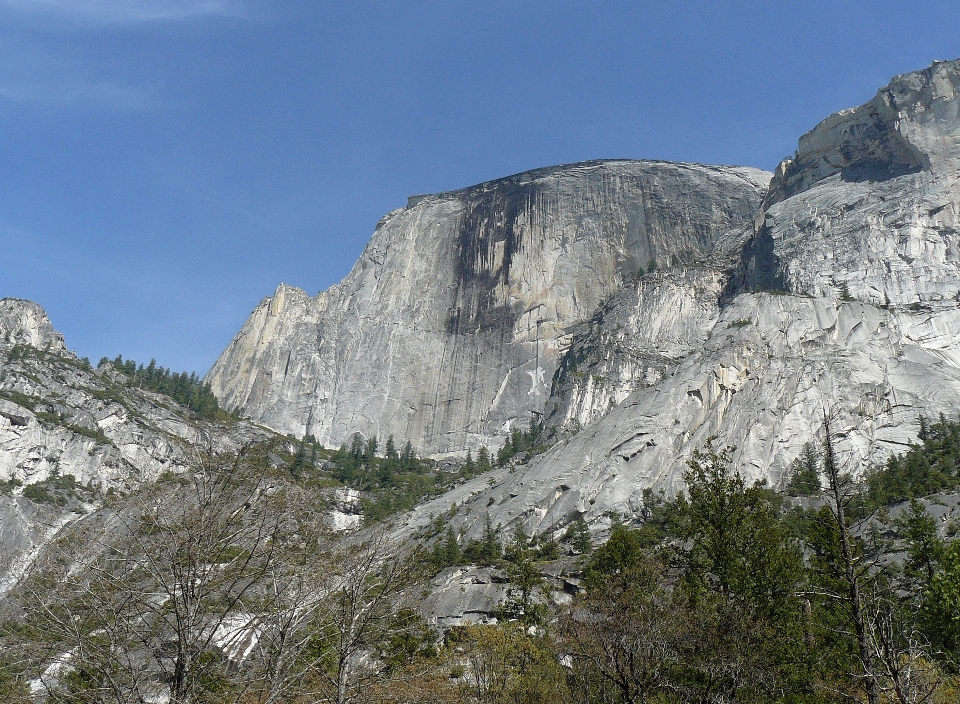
<box><xmin>3</xmin><ymin>416</ymin><xmax>960</xmax><ymax>703</ymax></box>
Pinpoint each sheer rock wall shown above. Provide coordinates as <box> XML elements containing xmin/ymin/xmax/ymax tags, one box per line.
<box><xmin>207</xmin><ymin>161</ymin><xmax>769</xmax><ymax>455</ymax></box>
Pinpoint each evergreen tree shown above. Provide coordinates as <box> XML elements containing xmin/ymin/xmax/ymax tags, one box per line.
<box><xmin>675</xmin><ymin>447</ymin><xmax>808</xmax><ymax>700</ymax></box>
<box><xmin>334</xmin><ymin>444</ymin><xmax>355</xmax><ymax>483</ymax></box>
<box><xmin>349</xmin><ymin>433</ymin><xmax>365</xmax><ymax>463</ymax></box>
<box><xmin>787</xmin><ymin>442</ymin><xmax>821</xmax><ymax>496</ymax></box>
<box><xmin>566</xmin><ymin>516</ymin><xmax>591</xmax><ymax>554</ymax></box>
<box><xmin>463</xmin><ymin>450</ymin><xmax>475</xmax><ymax>475</ymax></box>
<box><xmin>401</xmin><ymin>440</ymin><xmax>415</xmax><ymax>472</ymax></box>
<box><xmin>442</xmin><ymin>527</ymin><xmax>462</xmax><ymax>566</ymax></box>
<box><xmin>896</xmin><ymin>499</ymin><xmax>943</xmax><ymax>588</ymax></box>
<box><xmin>477</xmin><ymin>446</ymin><xmax>491</xmax><ymax>472</ymax></box>
<box><xmin>290</xmin><ymin>440</ymin><xmax>307</xmax><ymax>479</ymax></box>
<box><xmin>364</xmin><ymin>436</ymin><xmax>379</xmax><ymax>465</ymax></box>
<box><xmin>500</xmin><ymin>525</ymin><xmax>545</xmax><ymax>625</ymax></box>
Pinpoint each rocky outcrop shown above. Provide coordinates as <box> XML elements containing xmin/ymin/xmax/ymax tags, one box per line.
<box><xmin>544</xmin><ymin>267</ymin><xmax>725</xmax><ymax>435</ymax></box>
<box><xmin>1</xmin><ymin>298</ymin><xmax>68</xmax><ymax>354</ymax></box>
<box><xmin>399</xmin><ymin>293</ymin><xmax>960</xmax><ymax>544</ymax></box>
<box><xmin>0</xmin><ymin>299</ymin><xmax>274</xmax><ymax>590</ymax></box>
<box><xmin>207</xmin><ymin>161</ymin><xmax>770</xmax><ymax>455</ymax></box>
<box><xmin>201</xmin><ymin>60</ymin><xmax>960</xmax><ymax>551</ymax></box>
<box><xmin>737</xmin><ymin>60</ymin><xmax>960</xmax><ymax>305</ymax></box>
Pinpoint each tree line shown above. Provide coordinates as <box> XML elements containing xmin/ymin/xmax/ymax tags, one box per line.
<box><xmin>99</xmin><ymin>355</ymin><xmax>226</xmax><ymax>420</ymax></box>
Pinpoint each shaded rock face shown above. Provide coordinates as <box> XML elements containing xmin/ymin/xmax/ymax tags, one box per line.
<box><xmin>207</xmin><ymin>161</ymin><xmax>769</xmax><ymax>454</ymax></box>
<box><xmin>545</xmin><ymin>267</ymin><xmax>725</xmax><ymax>435</ymax></box>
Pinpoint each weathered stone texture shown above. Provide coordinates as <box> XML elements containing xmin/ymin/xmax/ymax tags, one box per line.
<box><xmin>0</xmin><ymin>298</ymin><xmax>68</xmax><ymax>354</ymax></box>
<box><xmin>390</xmin><ymin>61</ymin><xmax>960</xmax><ymax>542</ymax></box>
<box><xmin>738</xmin><ymin>60</ymin><xmax>960</xmax><ymax>306</ymax></box>
<box><xmin>0</xmin><ymin>300</ymin><xmax>273</xmax><ymax>588</ymax></box>
<box><xmin>207</xmin><ymin>161</ymin><xmax>770</xmax><ymax>455</ymax></box>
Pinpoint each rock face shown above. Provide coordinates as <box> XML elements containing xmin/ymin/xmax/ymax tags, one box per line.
<box><xmin>0</xmin><ymin>300</ymin><xmax>267</xmax><ymax>489</ymax></box>
<box><xmin>391</xmin><ymin>60</ymin><xmax>960</xmax><ymax>541</ymax></box>
<box><xmin>207</xmin><ymin>161</ymin><xmax>770</xmax><ymax>455</ymax></box>
<box><xmin>398</xmin><ymin>294</ymin><xmax>960</xmax><ymax>544</ymax></box>
<box><xmin>737</xmin><ymin>60</ymin><xmax>960</xmax><ymax>305</ymax></box>
<box><xmin>0</xmin><ymin>299</ymin><xmax>272</xmax><ymax>590</ymax></box>
<box><xmin>0</xmin><ymin>299</ymin><xmax>68</xmax><ymax>354</ymax></box>
<box><xmin>210</xmin><ymin>60</ymin><xmax>960</xmax><ymax>545</ymax></box>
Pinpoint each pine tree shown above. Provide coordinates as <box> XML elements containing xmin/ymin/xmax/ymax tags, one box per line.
<box><xmin>442</xmin><ymin>527</ymin><xmax>462</xmax><ymax>566</ymax></box>
<box><xmin>463</xmin><ymin>450</ymin><xmax>475</xmax><ymax>475</ymax></box>
<box><xmin>401</xmin><ymin>440</ymin><xmax>415</xmax><ymax>472</ymax></box>
<box><xmin>349</xmin><ymin>433</ymin><xmax>364</xmax><ymax>463</ymax></box>
<box><xmin>477</xmin><ymin>446</ymin><xmax>491</xmax><ymax>472</ymax></box>
<box><xmin>364</xmin><ymin>436</ymin><xmax>379</xmax><ymax>465</ymax></box>
<box><xmin>569</xmin><ymin>517</ymin><xmax>592</xmax><ymax>554</ymax></box>
<box><xmin>290</xmin><ymin>440</ymin><xmax>307</xmax><ymax>479</ymax></box>
<box><xmin>787</xmin><ymin>442</ymin><xmax>820</xmax><ymax>496</ymax></box>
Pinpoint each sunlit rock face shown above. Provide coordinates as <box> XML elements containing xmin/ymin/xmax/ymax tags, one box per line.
<box><xmin>0</xmin><ymin>299</ymin><xmax>68</xmax><ymax>354</ymax></box>
<box><xmin>0</xmin><ymin>299</ymin><xmax>273</xmax><ymax>591</ymax></box>
<box><xmin>735</xmin><ymin>59</ymin><xmax>960</xmax><ymax>306</ymax></box>
<box><xmin>398</xmin><ymin>294</ymin><xmax>960</xmax><ymax>544</ymax></box>
<box><xmin>0</xmin><ymin>299</ymin><xmax>266</xmax><ymax>490</ymax></box>
<box><xmin>212</xmin><ymin>60</ymin><xmax>960</xmax><ymax>543</ymax></box>
<box><xmin>389</xmin><ymin>60</ymin><xmax>960</xmax><ymax>541</ymax></box>
<box><xmin>207</xmin><ymin>160</ymin><xmax>769</xmax><ymax>455</ymax></box>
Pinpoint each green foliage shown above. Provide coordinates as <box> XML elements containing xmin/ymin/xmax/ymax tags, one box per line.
<box><xmin>498</xmin><ymin>525</ymin><xmax>547</xmax><ymax>625</ymax></box>
<box><xmin>430</xmin><ymin>526</ymin><xmax>463</xmax><ymax>570</ymax></box>
<box><xmin>787</xmin><ymin>442</ymin><xmax>821</xmax><ymax>496</ymax></box>
<box><xmin>924</xmin><ymin>539</ymin><xmax>960</xmax><ymax>660</ymax></box>
<box><xmin>101</xmin><ymin>355</ymin><xmax>223</xmax><ymax>419</ymax></box>
<box><xmin>564</xmin><ymin>516</ymin><xmax>592</xmax><ymax>554</ymax></box>
<box><xmin>585</xmin><ymin>524</ymin><xmax>644</xmax><ymax>587</ymax></box>
<box><xmin>463</xmin><ymin>514</ymin><xmax>503</xmax><ymax>566</ymax></box>
<box><xmin>897</xmin><ymin>498</ymin><xmax>944</xmax><ymax>587</ymax></box>
<box><xmin>497</xmin><ymin>417</ymin><xmax>545</xmax><ymax>465</ymax></box>
<box><xmin>21</xmin><ymin>470</ymin><xmax>94</xmax><ymax>506</ymax></box>
<box><xmin>0</xmin><ymin>477</ymin><xmax>22</xmax><ymax>494</ymax></box>
<box><xmin>866</xmin><ymin>414</ymin><xmax>960</xmax><ymax>507</ymax></box>
<box><xmin>327</xmin><ymin>433</ymin><xmax>498</xmax><ymax>524</ymax></box>
<box><xmin>0</xmin><ymin>389</ymin><xmax>41</xmax><ymax>411</ymax></box>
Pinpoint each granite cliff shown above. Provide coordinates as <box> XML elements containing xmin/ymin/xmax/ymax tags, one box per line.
<box><xmin>209</xmin><ymin>60</ymin><xmax>960</xmax><ymax>559</ymax></box>
<box><xmin>206</xmin><ymin>161</ymin><xmax>769</xmax><ymax>456</ymax></box>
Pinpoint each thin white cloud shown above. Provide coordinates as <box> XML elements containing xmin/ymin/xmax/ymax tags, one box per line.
<box><xmin>0</xmin><ymin>0</ymin><xmax>246</xmax><ymax>24</ymax></box>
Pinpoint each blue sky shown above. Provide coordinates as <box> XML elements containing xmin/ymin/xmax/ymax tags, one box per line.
<box><xmin>2</xmin><ymin>1</ymin><xmax>959</xmax><ymax>374</ymax></box>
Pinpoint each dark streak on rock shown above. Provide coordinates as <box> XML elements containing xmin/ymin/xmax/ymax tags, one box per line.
<box><xmin>449</xmin><ymin>179</ymin><xmax>544</xmax><ymax>334</ymax></box>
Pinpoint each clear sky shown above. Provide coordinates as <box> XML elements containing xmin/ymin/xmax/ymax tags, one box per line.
<box><xmin>2</xmin><ymin>1</ymin><xmax>959</xmax><ymax>375</ymax></box>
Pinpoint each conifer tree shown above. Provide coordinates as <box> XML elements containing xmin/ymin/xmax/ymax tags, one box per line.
<box><xmin>477</xmin><ymin>446</ymin><xmax>491</xmax><ymax>472</ymax></box>
<box><xmin>364</xmin><ymin>436</ymin><xmax>379</xmax><ymax>465</ymax></box>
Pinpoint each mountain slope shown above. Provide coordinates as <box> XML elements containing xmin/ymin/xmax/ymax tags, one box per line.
<box><xmin>396</xmin><ymin>59</ymin><xmax>960</xmax><ymax>542</ymax></box>
<box><xmin>0</xmin><ymin>298</ymin><xmax>273</xmax><ymax>589</ymax></box>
